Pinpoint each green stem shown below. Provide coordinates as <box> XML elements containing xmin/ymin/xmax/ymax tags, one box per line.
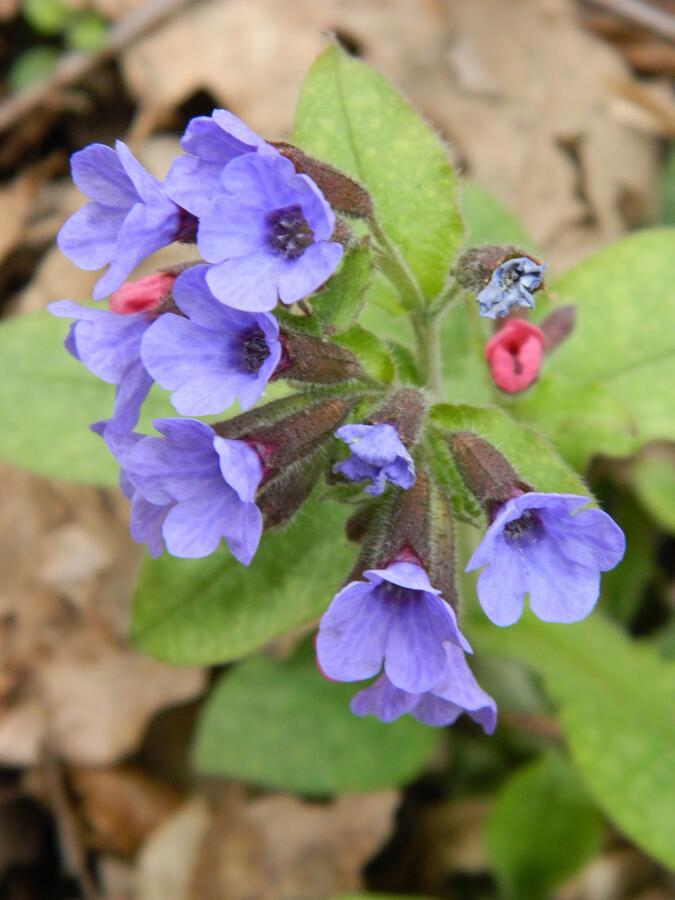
<box><xmin>411</xmin><ymin>309</ymin><xmax>443</xmax><ymax>400</ymax></box>
<box><xmin>368</xmin><ymin>216</ymin><xmax>443</xmax><ymax>397</ymax></box>
<box><xmin>369</xmin><ymin>219</ymin><xmax>424</xmax><ymax>313</ymax></box>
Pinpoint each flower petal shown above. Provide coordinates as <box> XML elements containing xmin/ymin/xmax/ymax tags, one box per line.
<box><xmin>205</xmin><ymin>256</ymin><xmax>281</xmax><ymax>311</ymax></box>
<box><xmin>384</xmin><ymin>592</ymin><xmax>467</xmax><ymax>693</ymax></box>
<box><xmin>525</xmin><ymin>535</ymin><xmax>601</xmax><ymax>623</ymax></box>
<box><xmin>350</xmin><ymin>675</ymin><xmax>419</xmax><ymax>723</ymax></box>
<box><xmin>316</xmin><ymin>582</ymin><xmax>391</xmax><ymax>682</ymax></box>
<box><xmin>276</xmin><ymin>241</ymin><xmax>343</xmax><ymax>305</ymax></box>
<box><xmin>475</xmin><ymin>538</ymin><xmax>526</xmax><ymax>626</ymax></box>
<box><xmin>541</xmin><ymin>506</ymin><xmax>625</xmax><ymax>572</ymax></box>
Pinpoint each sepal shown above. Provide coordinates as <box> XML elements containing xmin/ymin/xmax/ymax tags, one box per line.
<box><xmin>448</xmin><ymin>431</ymin><xmax>531</xmax><ymax>509</ymax></box>
<box><xmin>272</xmin><ymin>141</ymin><xmax>374</xmax><ymax>219</ymax></box>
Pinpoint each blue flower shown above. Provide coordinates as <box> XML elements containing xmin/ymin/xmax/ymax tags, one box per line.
<box><xmin>197</xmin><ymin>154</ymin><xmax>343</xmax><ymax>311</ymax></box>
<box><xmin>466</xmin><ymin>492</ymin><xmax>625</xmax><ymax>625</ymax></box>
<box><xmin>57</xmin><ymin>142</ymin><xmax>186</xmax><ymax>300</ymax></box>
<box><xmin>141</xmin><ymin>265</ymin><xmax>281</xmax><ymax>416</ymax></box>
<box><xmin>124</xmin><ymin>419</ymin><xmax>263</xmax><ymax>563</ymax></box>
<box><xmin>316</xmin><ymin>561</ymin><xmax>471</xmax><ymax>694</ymax></box>
<box><xmin>477</xmin><ymin>257</ymin><xmax>545</xmax><ymax>319</ymax></box>
<box><xmin>92</xmin><ymin>427</ymin><xmax>169</xmax><ymax>559</ymax></box>
<box><xmin>49</xmin><ymin>300</ymin><xmax>154</xmax><ymax>434</ymax></box>
<box><xmin>351</xmin><ymin>643</ymin><xmax>496</xmax><ymax>732</ymax></box>
<box><xmin>165</xmin><ymin>109</ymin><xmax>278</xmax><ymax>217</ymax></box>
<box><xmin>334</xmin><ymin>423</ymin><xmax>415</xmax><ymax>495</ymax></box>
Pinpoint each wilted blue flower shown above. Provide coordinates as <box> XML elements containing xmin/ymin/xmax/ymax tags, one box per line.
<box><xmin>124</xmin><ymin>418</ymin><xmax>263</xmax><ymax>563</ymax></box>
<box><xmin>316</xmin><ymin>561</ymin><xmax>471</xmax><ymax>694</ymax></box>
<box><xmin>334</xmin><ymin>423</ymin><xmax>415</xmax><ymax>495</ymax></box>
<box><xmin>198</xmin><ymin>154</ymin><xmax>343</xmax><ymax>311</ymax></box>
<box><xmin>466</xmin><ymin>492</ymin><xmax>625</xmax><ymax>626</ymax></box>
<box><xmin>351</xmin><ymin>643</ymin><xmax>496</xmax><ymax>732</ymax></box>
<box><xmin>141</xmin><ymin>265</ymin><xmax>281</xmax><ymax>416</ymax></box>
<box><xmin>477</xmin><ymin>257</ymin><xmax>545</xmax><ymax>319</ymax></box>
<box><xmin>165</xmin><ymin>109</ymin><xmax>278</xmax><ymax>217</ymax></box>
<box><xmin>49</xmin><ymin>300</ymin><xmax>153</xmax><ymax>434</ymax></box>
<box><xmin>58</xmin><ymin>142</ymin><xmax>187</xmax><ymax>300</ymax></box>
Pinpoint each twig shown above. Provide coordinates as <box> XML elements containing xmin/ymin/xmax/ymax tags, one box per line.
<box><xmin>0</xmin><ymin>0</ymin><xmax>197</xmax><ymax>134</ymax></box>
<box><xmin>581</xmin><ymin>0</ymin><xmax>675</xmax><ymax>43</ymax></box>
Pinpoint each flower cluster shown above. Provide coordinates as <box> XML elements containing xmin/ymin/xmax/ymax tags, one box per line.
<box><xmin>54</xmin><ymin>107</ymin><xmax>624</xmax><ymax>736</ymax></box>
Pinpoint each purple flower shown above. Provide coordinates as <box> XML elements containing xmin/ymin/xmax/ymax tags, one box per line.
<box><xmin>140</xmin><ymin>265</ymin><xmax>281</xmax><ymax>416</ymax></box>
<box><xmin>316</xmin><ymin>561</ymin><xmax>471</xmax><ymax>694</ymax></box>
<box><xmin>49</xmin><ymin>300</ymin><xmax>153</xmax><ymax>433</ymax></box>
<box><xmin>477</xmin><ymin>257</ymin><xmax>546</xmax><ymax>319</ymax></box>
<box><xmin>466</xmin><ymin>492</ymin><xmax>625</xmax><ymax>626</ymax></box>
<box><xmin>165</xmin><ymin>109</ymin><xmax>277</xmax><ymax>217</ymax></box>
<box><xmin>198</xmin><ymin>154</ymin><xmax>343</xmax><ymax>311</ymax></box>
<box><xmin>91</xmin><ymin>425</ymin><xmax>169</xmax><ymax>559</ymax></box>
<box><xmin>351</xmin><ymin>643</ymin><xmax>497</xmax><ymax>732</ymax></box>
<box><xmin>124</xmin><ymin>418</ymin><xmax>263</xmax><ymax>564</ymax></box>
<box><xmin>57</xmin><ymin>142</ymin><xmax>185</xmax><ymax>300</ymax></box>
<box><xmin>334</xmin><ymin>423</ymin><xmax>415</xmax><ymax>495</ymax></box>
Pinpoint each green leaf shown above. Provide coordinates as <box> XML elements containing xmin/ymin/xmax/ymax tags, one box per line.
<box><xmin>334</xmin><ymin>325</ymin><xmax>394</xmax><ymax>384</ymax></box>
<box><xmin>132</xmin><ymin>497</ymin><xmax>357</xmax><ymax>665</ymax></box>
<box><xmin>430</xmin><ymin>403</ymin><xmax>587</xmax><ymax>496</ymax></box>
<box><xmin>461</xmin><ymin>182</ymin><xmax>532</xmax><ymax>247</ymax></box>
<box><xmin>293</xmin><ymin>45</ymin><xmax>462</xmax><ymax>301</ymax></box>
<box><xmin>0</xmin><ymin>311</ymin><xmax>172</xmax><ymax>485</ymax></box>
<box><xmin>471</xmin><ymin>613</ymin><xmax>675</xmax><ymax>869</ymax></box>
<box><xmin>387</xmin><ymin>340</ymin><xmax>421</xmax><ymax>385</ymax></box>
<box><xmin>510</xmin><ymin>374</ymin><xmax>636</xmax><ymax>470</ymax></box>
<box><xmin>545</xmin><ymin>229</ymin><xmax>675</xmax><ymax>447</ymax></box>
<box><xmin>315</xmin><ymin>241</ymin><xmax>374</xmax><ymax>334</ymax></box>
<box><xmin>631</xmin><ymin>453</ymin><xmax>675</xmax><ymax>533</ymax></box>
<box><xmin>22</xmin><ymin>0</ymin><xmax>70</xmax><ymax>34</ymax></box>
<box><xmin>65</xmin><ymin>12</ymin><xmax>107</xmax><ymax>51</ymax></box>
<box><xmin>485</xmin><ymin>754</ymin><xmax>603</xmax><ymax>900</ymax></box>
<box><xmin>9</xmin><ymin>46</ymin><xmax>59</xmax><ymax>91</ymax></box>
<box><xmin>192</xmin><ymin>648</ymin><xmax>439</xmax><ymax>794</ymax></box>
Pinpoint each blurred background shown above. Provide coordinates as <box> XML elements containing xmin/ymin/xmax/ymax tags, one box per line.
<box><xmin>0</xmin><ymin>0</ymin><xmax>674</xmax><ymax>897</ymax></box>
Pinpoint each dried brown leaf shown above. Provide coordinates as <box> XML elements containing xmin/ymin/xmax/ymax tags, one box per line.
<box><xmin>0</xmin><ymin>464</ymin><xmax>205</xmax><ymax>767</ymax></box>
<box><xmin>69</xmin><ymin>765</ymin><xmax>183</xmax><ymax>857</ymax></box>
<box><xmin>189</xmin><ymin>788</ymin><xmax>398</xmax><ymax>900</ymax></box>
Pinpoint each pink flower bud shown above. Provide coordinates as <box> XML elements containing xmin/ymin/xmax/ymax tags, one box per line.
<box><xmin>108</xmin><ymin>272</ymin><xmax>176</xmax><ymax>315</ymax></box>
<box><xmin>485</xmin><ymin>320</ymin><xmax>544</xmax><ymax>394</ymax></box>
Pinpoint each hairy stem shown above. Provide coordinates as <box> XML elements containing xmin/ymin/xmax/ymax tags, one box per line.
<box><xmin>369</xmin><ymin>219</ymin><xmax>424</xmax><ymax>313</ymax></box>
<box><xmin>368</xmin><ymin>216</ymin><xmax>444</xmax><ymax>397</ymax></box>
<box><xmin>411</xmin><ymin>310</ymin><xmax>443</xmax><ymax>400</ymax></box>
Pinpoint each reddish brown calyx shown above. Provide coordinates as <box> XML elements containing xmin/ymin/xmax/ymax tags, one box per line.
<box><xmin>448</xmin><ymin>431</ymin><xmax>531</xmax><ymax>509</ymax></box>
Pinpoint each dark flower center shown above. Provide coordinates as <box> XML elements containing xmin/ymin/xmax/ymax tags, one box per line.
<box><xmin>241</xmin><ymin>328</ymin><xmax>271</xmax><ymax>373</ymax></box>
<box><xmin>266</xmin><ymin>205</ymin><xmax>314</xmax><ymax>259</ymax></box>
<box><xmin>173</xmin><ymin>208</ymin><xmax>199</xmax><ymax>243</ymax></box>
<box><xmin>504</xmin><ymin>509</ymin><xmax>540</xmax><ymax>541</ymax></box>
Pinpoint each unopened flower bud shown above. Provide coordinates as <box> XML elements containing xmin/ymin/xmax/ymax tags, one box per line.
<box><xmin>109</xmin><ymin>272</ymin><xmax>177</xmax><ymax>315</ymax></box>
<box><xmin>257</xmin><ymin>451</ymin><xmax>324</xmax><ymax>529</ymax></box>
<box><xmin>448</xmin><ymin>431</ymin><xmax>531</xmax><ymax>509</ymax></box>
<box><xmin>215</xmin><ymin>395</ymin><xmax>353</xmax><ymax>479</ymax></box>
<box><xmin>485</xmin><ymin>320</ymin><xmax>544</xmax><ymax>393</ymax></box>
<box><xmin>455</xmin><ymin>246</ymin><xmax>546</xmax><ymax>319</ymax></box>
<box><xmin>539</xmin><ymin>304</ymin><xmax>576</xmax><ymax>352</ymax></box>
<box><xmin>277</xmin><ymin>330</ymin><xmax>364</xmax><ymax>384</ymax></box>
